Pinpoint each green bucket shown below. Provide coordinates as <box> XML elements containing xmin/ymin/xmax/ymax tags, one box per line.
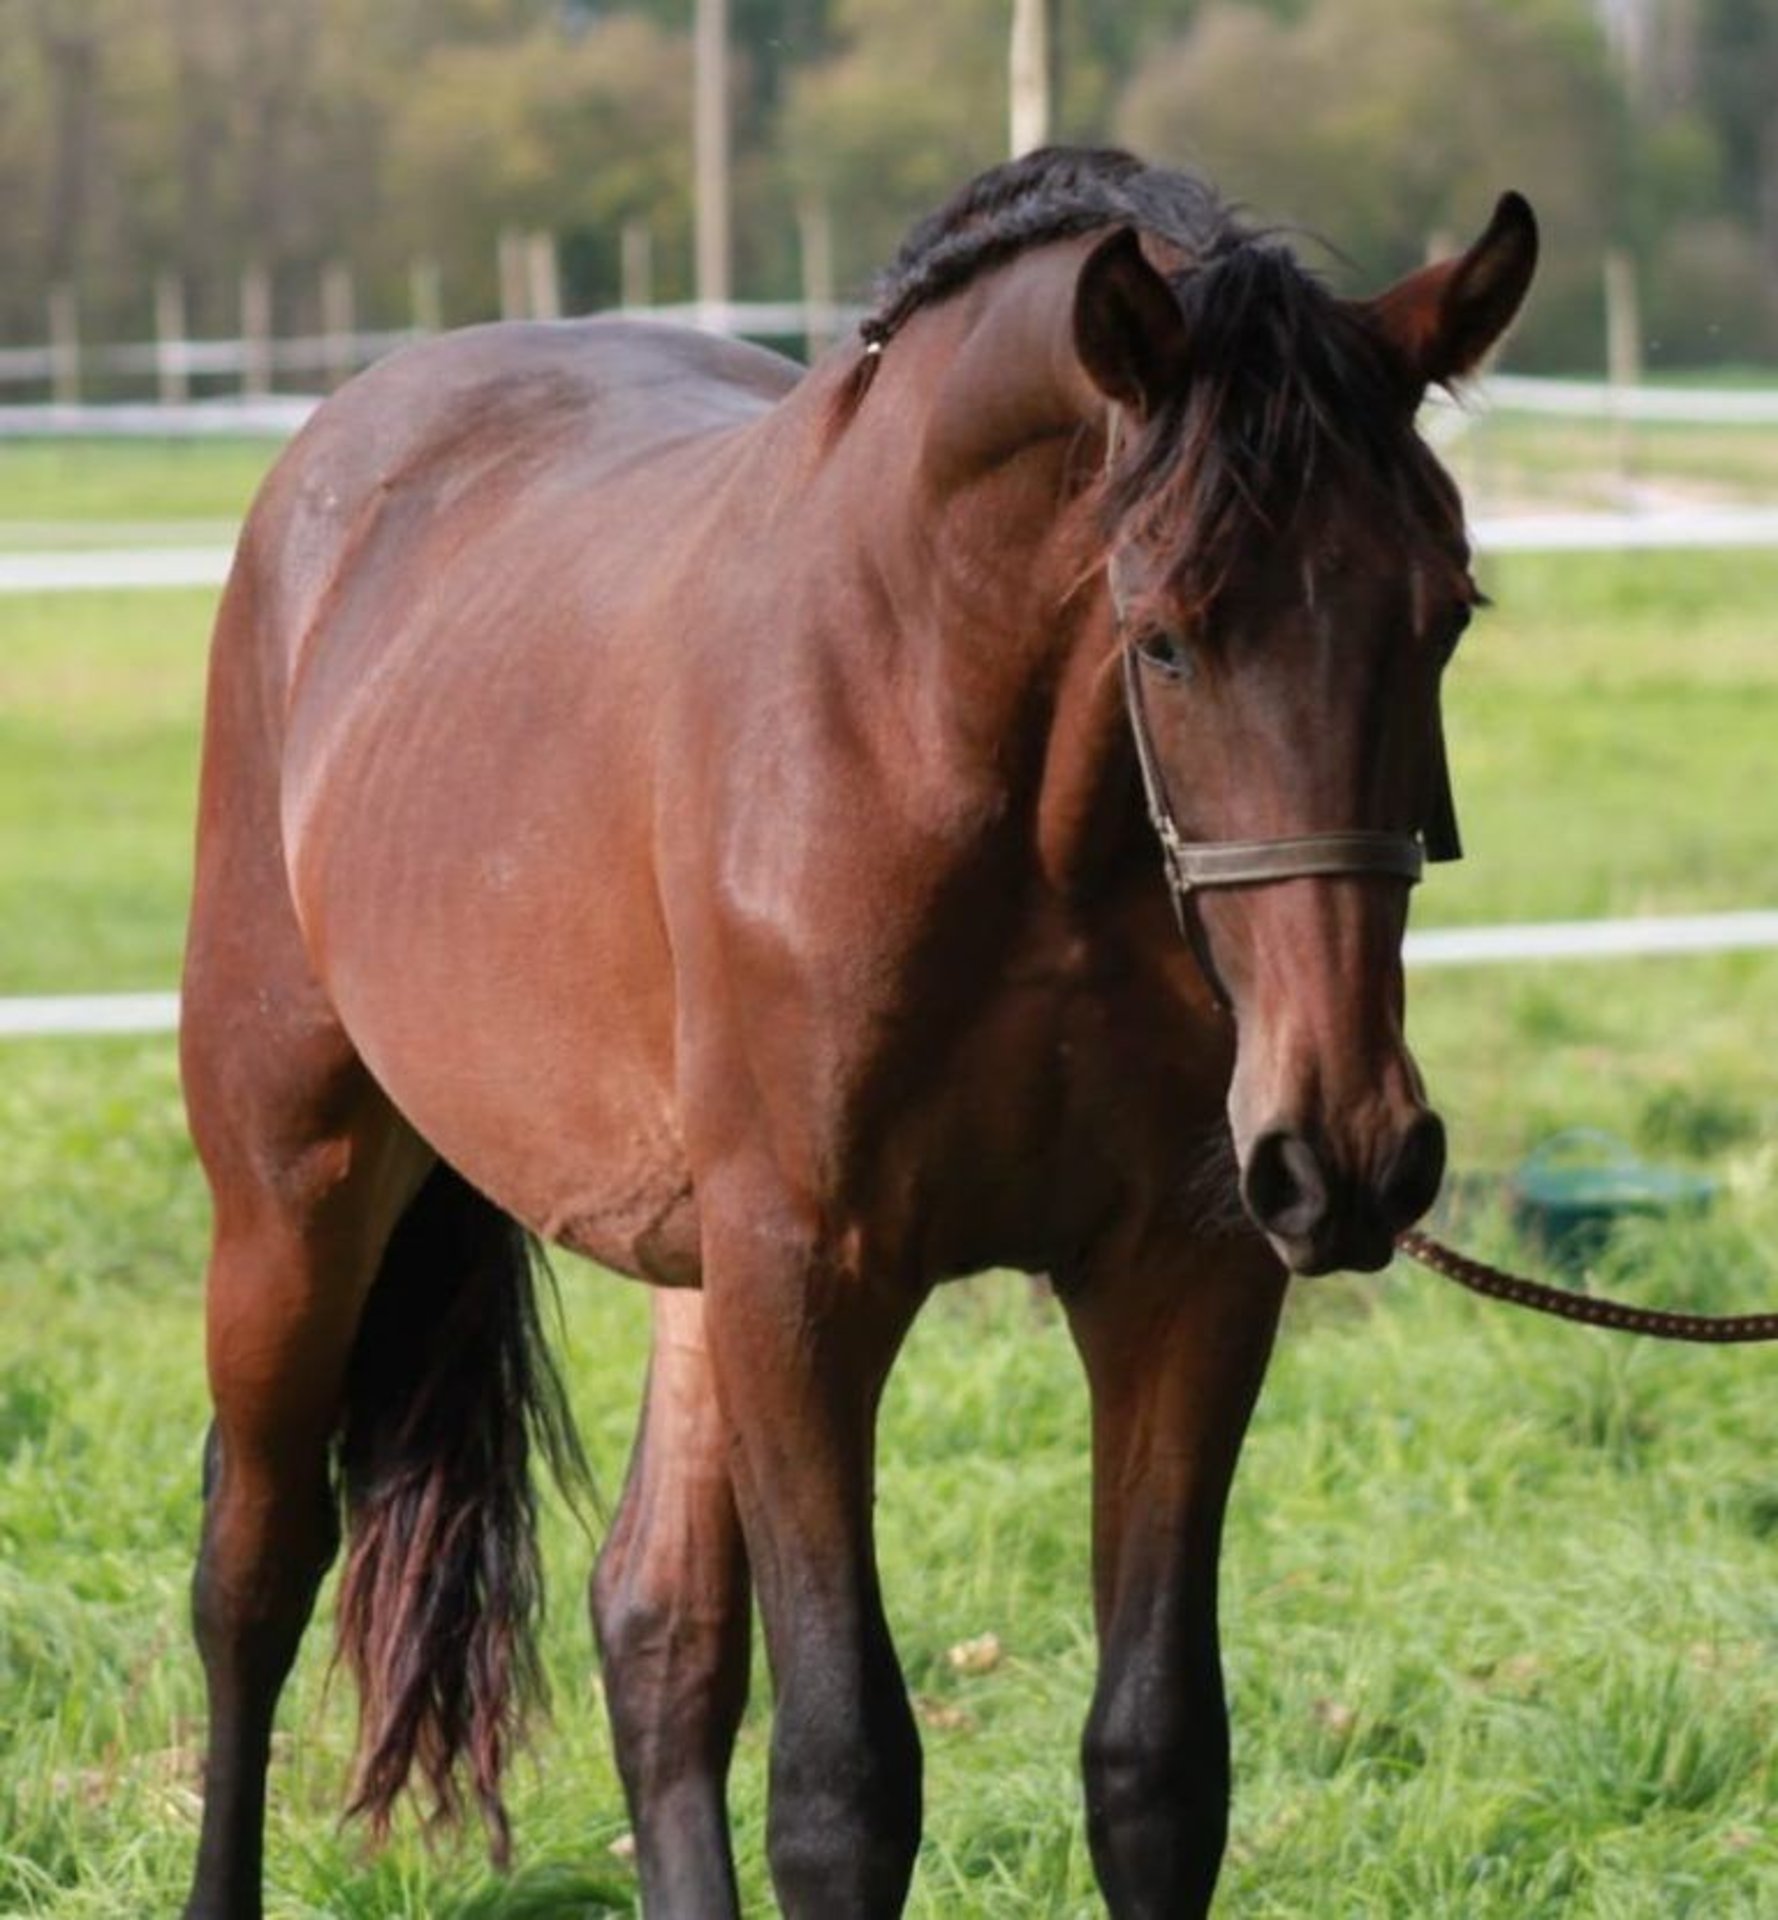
<box><xmin>1510</xmin><ymin>1131</ymin><xmax>1716</xmax><ymax>1267</ymax></box>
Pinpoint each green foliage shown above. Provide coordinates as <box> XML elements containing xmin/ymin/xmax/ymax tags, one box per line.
<box><xmin>1116</xmin><ymin>0</ymin><xmax>1627</xmax><ymax>366</ymax></box>
<box><xmin>385</xmin><ymin>16</ymin><xmax>695</xmax><ymax>312</ymax></box>
<box><xmin>1694</xmin><ymin>0</ymin><xmax>1778</xmax><ymax>232</ymax></box>
<box><xmin>779</xmin><ymin>0</ymin><xmax>1014</xmax><ymax>294</ymax></box>
<box><xmin>7</xmin><ymin>0</ymin><xmax>1778</xmax><ymax>369</ymax></box>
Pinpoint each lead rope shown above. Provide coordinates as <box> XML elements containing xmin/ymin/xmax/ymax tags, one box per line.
<box><xmin>1393</xmin><ymin>1228</ymin><xmax>1778</xmax><ymax>1344</ymax></box>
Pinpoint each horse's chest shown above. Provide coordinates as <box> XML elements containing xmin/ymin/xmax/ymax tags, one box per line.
<box><xmin>842</xmin><ymin>925</ymin><xmax>1232</xmax><ymax>1279</ymax></box>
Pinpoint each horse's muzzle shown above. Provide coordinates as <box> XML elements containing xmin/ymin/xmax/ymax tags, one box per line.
<box><xmin>1241</xmin><ymin>1109</ymin><xmax>1446</xmax><ymax>1276</ymax></box>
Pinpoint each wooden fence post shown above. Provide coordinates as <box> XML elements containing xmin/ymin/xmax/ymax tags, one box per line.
<box><xmin>621</xmin><ymin>219</ymin><xmax>654</xmax><ymax>310</ymax></box>
<box><xmin>409</xmin><ymin>257</ymin><xmax>443</xmax><ymax>334</ymax></box>
<box><xmin>1604</xmin><ymin>247</ymin><xmax>1642</xmax><ymax>497</ymax></box>
<box><xmin>155</xmin><ymin>272</ymin><xmax>188</xmax><ymax>405</ymax></box>
<box><xmin>240</xmin><ymin>261</ymin><xmax>272</xmax><ymax>396</ymax></box>
<box><xmin>798</xmin><ymin>197</ymin><xmax>835</xmax><ymax>360</ymax></box>
<box><xmin>1009</xmin><ymin>0</ymin><xmax>1056</xmax><ymax>156</ymax></box>
<box><xmin>694</xmin><ymin>0</ymin><xmax>732</xmax><ymax>314</ymax></box>
<box><xmin>525</xmin><ymin>231</ymin><xmax>561</xmax><ymax>321</ymax></box>
<box><xmin>48</xmin><ymin>284</ymin><xmax>80</xmax><ymax>405</ymax></box>
<box><xmin>498</xmin><ymin>227</ymin><xmax>528</xmax><ymax>321</ymax></box>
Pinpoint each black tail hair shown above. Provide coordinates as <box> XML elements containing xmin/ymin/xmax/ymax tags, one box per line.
<box><xmin>334</xmin><ymin>1163</ymin><xmax>587</xmax><ymax>1862</ymax></box>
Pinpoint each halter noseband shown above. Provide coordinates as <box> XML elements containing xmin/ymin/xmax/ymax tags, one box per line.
<box><xmin>1106</xmin><ymin>421</ymin><xmax>1463</xmax><ymax>1009</ymax></box>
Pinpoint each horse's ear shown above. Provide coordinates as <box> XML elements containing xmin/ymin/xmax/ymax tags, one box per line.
<box><xmin>1368</xmin><ymin>192</ymin><xmax>1539</xmax><ymax>387</ymax></box>
<box><xmin>1073</xmin><ymin>227</ymin><xmax>1190</xmax><ymax>413</ymax></box>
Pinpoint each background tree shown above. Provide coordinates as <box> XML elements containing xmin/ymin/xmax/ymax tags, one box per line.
<box><xmin>385</xmin><ymin>13</ymin><xmax>694</xmax><ymax>314</ymax></box>
<box><xmin>1</xmin><ymin>0</ymin><xmax>1775</xmax><ymax>372</ymax></box>
<box><xmin>779</xmin><ymin>0</ymin><xmax>1010</xmax><ymax>295</ymax></box>
<box><xmin>1117</xmin><ymin>0</ymin><xmax>1624</xmax><ymax>367</ymax></box>
<box><xmin>1690</xmin><ymin>0</ymin><xmax>1778</xmax><ymax>310</ymax></box>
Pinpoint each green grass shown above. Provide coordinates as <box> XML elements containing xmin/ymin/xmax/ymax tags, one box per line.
<box><xmin>0</xmin><ymin>439</ymin><xmax>279</xmax><ymax>527</ymax></box>
<box><xmin>1445</xmin><ymin>409</ymin><xmax>1778</xmax><ymax>513</ymax></box>
<box><xmin>5</xmin><ymin>1045</ymin><xmax>1776</xmax><ymax>1916</ymax></box>
<box><xmin>1440</xmin><ymin>549</ymin><xmax>1778</xmax><ymax>925</ymax></box>
<box><xmin>0</xmin><ymin>591</ymin><xmax>210</xmax><ymax>992</ymax></box>
<box><xmin>4</xmin><ymin>441</ymin><xmax>1778</xmax><ymax>1914</ymax></box>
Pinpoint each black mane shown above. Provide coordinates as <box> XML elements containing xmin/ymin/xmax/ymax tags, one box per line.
<box><xmin>862</xmin><ymin>147</ymin><xmax>1249</xmax><ymax>348</ymax></box>
<box><xmin>861</xmin><ymin>148</ymin><xmax>1459</xmax><ymax>622</ymax></box>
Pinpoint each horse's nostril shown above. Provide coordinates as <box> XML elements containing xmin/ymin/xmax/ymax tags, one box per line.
<box><xmin>1381</xmin><ymin>1111</ymin><xmax>1446</xmax><ymax>1231</ymax></box>
<box><xmin>1242</xmin><ymin>1129</ymin><xmax>1330</xmax><ymax>1242</ymax></box>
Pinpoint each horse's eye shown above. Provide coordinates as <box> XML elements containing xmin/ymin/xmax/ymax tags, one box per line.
<box><xmin>1135</xmin><ymin>628</ymin><xmax>1191</xmax><ymax>678</ymax></box>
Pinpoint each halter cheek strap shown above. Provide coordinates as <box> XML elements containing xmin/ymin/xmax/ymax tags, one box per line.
<box><xmin>1118</xmin><ymin>642</ymin><xmax>1435</xmax><ymax>1005</ymax></box>
<box><xmin>1105</xmin><ymin>416</ymin><xmax>1462</xmax><ymax>1008</ymax></box>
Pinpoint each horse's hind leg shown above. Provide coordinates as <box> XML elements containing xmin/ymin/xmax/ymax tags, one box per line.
<box><xmin>592</xmin><ymin>1289</ymin><xmax>752</xmax><ymax>1918</ymax></box>
<box><xmin>179</xmin><ymin>662</ymin><xmax>431</xmax><ymax>1917</ymax></box>
<box><xmin>182</xmin><ymin>1003</ymin><xmax>429</xmax><ymax>1920</ymax></box>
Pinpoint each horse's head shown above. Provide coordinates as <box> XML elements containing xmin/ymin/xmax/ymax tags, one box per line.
<box><xmin>1075</xmin><ymin>196</ymin><xmax>1537</xmax><ymax>1274</ymax></box>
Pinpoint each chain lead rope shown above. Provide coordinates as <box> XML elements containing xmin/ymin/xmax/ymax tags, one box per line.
<box><xmin>1394</xmin><ymin>1228</ymin><xmax>1778</xmax><ymax>1344</ymax></box>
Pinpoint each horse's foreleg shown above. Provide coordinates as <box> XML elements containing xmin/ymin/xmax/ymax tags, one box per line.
<box><xmin>699</xmin><ymin>1184</ymin><xmax>923</xmax><ymax>1919</ymax></box>
<box><xmin>1062</xmin><ymin>1235</ymin><xmax>1286</xmax><ymax>1920</ymax></box>
<box><xmin>592</xmin><ymin>1288</ymin><xmax>751</xmax><ymax>1918</ymax></box>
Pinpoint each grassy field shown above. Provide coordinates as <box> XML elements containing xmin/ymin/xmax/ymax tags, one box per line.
<box><xmin>1445</xmin><ymin>412</ymin><xmax>1778</xmax><ymax>514</ymax></box>
<box><xmin>0</xmin><ymin>438</ymin><xmax>277</xmax><ymax>534</ymax></box>
<box><xmin>3</xmin><ymin>441</ymin><xmax>1777</xmax><ymax>1916</ymax></box>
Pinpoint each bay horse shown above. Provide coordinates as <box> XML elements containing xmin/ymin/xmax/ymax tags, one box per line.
<box><xmin>179</xmin><ymin>147</ymin><xmax>1536</xmax><ymax>1918</ymax></box>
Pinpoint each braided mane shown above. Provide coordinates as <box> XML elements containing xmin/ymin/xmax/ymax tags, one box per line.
<box><xmin>861</xmin><ymin>147</ymin><xmax>1247</xmax><ymax>349</ymax></box>
<box><xmin>854</xmin><ymin>147</ymin><xmax>1459</xmax><ymax>624</ymax></box>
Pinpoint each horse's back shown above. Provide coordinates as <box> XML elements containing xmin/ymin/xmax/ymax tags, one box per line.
<box><xmin>244</xmin><ymin>319</ymin><xmax>800</xmax><ymax>691</ymax></box>
<box><xmin>191</xmin><ymin>320</ymin><xmax>803</xmax><ymax>1279</ymax></box>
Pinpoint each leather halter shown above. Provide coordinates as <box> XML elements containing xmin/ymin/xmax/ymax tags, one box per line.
<box><xmin>1105</xmin><ymin>419</ymin><xmax>1463</xmax><ymax>1007</ymax></box>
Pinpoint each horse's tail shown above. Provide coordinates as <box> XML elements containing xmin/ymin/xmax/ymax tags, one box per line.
<box><xmin>334</xmin><ymin>1162</ymin><xmax>586</xmax><ymax>1863</ymax></box>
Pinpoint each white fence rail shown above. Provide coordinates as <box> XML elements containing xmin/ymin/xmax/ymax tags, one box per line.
<box><xmin>1468</xmin><ymin>506</ymin><xmax>1778</xmax><ymax>552</ymax></box>
<box><xmin>7</xmin><ymin>913</ymin><xmax>1776</xmax><ymax>1040</ymax></box>
<box><xmin>0</xmin><ymin>992</ymin><xmax>180</xmax><ymax>1038</ymax></box>
<box><xmin>13</xmin><ymin>503</ymin><xmax>1778</xmax><ymax>599</ymax></box>
<box><xmin>0</xmin><ymin>299</ymin><xmax>1774</xmax><ymax>423</ymax></box>
<box><xmin>0</xmin><ymin>396</ymin><xmax>319</xmax><ymax>439</ymax></box>
<box><xmin>0</xmin><ymin>547</ymin><xmax>235</xmax><ymax>592</ymax></box>
<box><xmin>0</xmin><ymin>327</ymin><xmax>422</xmax><ymax>386</ymax></box>
<box><xmin>1473</xmin><ymin>373</ymin><xmax>1778</xmax><ymax>425</ymax></box>
<box><xmin>0</xmin><ymin>304</ymin><xmax>866</xmax><ymax>403</ymax></box>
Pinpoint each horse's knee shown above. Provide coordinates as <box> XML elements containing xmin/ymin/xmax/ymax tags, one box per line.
<box><xmin>1082</xmin><ymin>1720</ymin><xmax>1228</xmax><ymax>1854</ymax></box>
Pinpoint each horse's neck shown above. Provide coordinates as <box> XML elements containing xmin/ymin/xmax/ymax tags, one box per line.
<box><xmin>814</xmin><ymin>246</ymin><xmax>1128</xmax><ymax>892</ymax></box>
<box><xmin>848</xmin><ymin>247</ymin><xmax>1107</xmax><ymax>633</ymax></box>
<box><xmin>912</xmin><ymin>238</ymin><xmax>1108</xmax><ymax>497</ymax></box>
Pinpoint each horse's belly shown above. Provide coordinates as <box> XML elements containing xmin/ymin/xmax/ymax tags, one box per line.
<box><xmin>329</xmin><ymin>912</ymin><xmax>695</xmax><ymax>1280</ymax></box>
<box><xmin>327</xmin><ymin>918</ymin><xmax>697</xmax><ymax>1282</ymax></box>
<box><xmin>282</xmin><ymin>660</ymin><xmax>696</xmax><ymax>1282</ymax></box>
